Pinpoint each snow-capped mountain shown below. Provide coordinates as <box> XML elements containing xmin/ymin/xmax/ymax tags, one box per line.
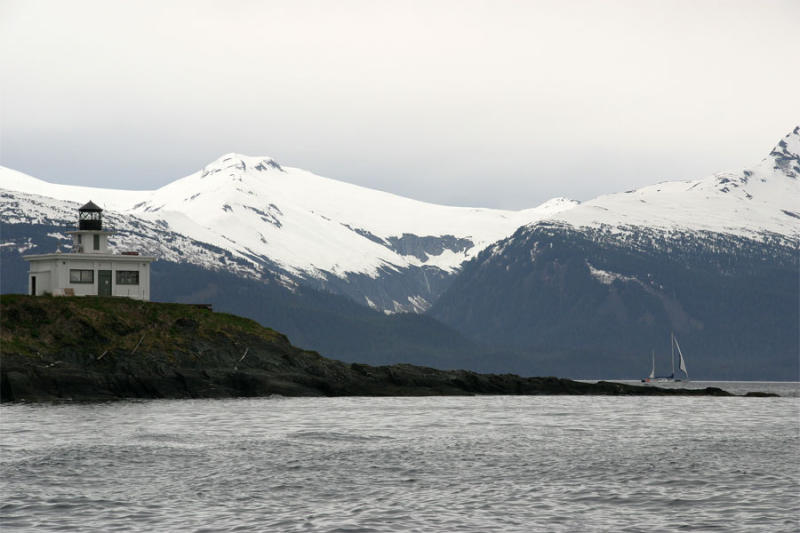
<box><xmin>429</xmin><ymin>127</ymin><xmax>800</xmax><ymax>379</ymax></box>
<box><xmin>546</xmin><ymin>125</ymin><xmax>800</xmax><ymax>241</ymax></box>
<box><xmin>0</xmin><ymin>155</ymin><xmax>576</xmax><ymax>312</ymax></box>
<box><xmin>1</xmin><ymin>126</ymin><xmax>797</xmax><ymax>378</ymax></box>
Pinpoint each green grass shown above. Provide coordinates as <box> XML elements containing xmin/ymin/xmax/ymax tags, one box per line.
<box><xmin>1</xmin><ymin>294</ymin><xmax>285</xmax><ymax>358</ymax></box>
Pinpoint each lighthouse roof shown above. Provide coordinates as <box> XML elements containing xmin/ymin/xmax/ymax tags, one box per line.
<box><xmin>79</xmin><ymin>200</ymin><xmax>102</xmax><ymax>212</ymax></box>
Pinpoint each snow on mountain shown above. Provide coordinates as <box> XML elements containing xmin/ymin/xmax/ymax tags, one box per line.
<box><xmin>130</xmin><ymin>154</ymin><xmax>583</xmax><ymax>277</ymax></box>
<box><xmin>428</xmin><ymin>128</ymin><xmax>800</xmax><ymax>379</ymax></box>
<box><xmin>0</xmin><ymin>154</ymin><xmax>576</xmax><ymax>285</ymax></box>
<box><xmin>544</xmin><ymin>126</ymin><xmax>800</xmax><ymax>241</ymax></box>
<box><xmin>0</xmin><ymin>166</ymin><xmax>152</xmax><ymax>212</ymax></box>
<box><xmin>3</xmin><ymin>126</ymin><xmax>797</xmax><ymax>315</ymax></box>
<box><xmin>0</xmin><ymin>187</ymin><xmax>267</xmax><ymax>280</ymax></box>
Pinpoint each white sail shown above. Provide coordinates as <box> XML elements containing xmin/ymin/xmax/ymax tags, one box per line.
<box><xmin>670</xmin><ymin>332</ymin><xmax>675</xmax><ymax>377</ymax></box>
<box><xmin>643</xmin><ymin>334</ymin><xmax>689</xmax><ymax>383</ymax></box>
<box><xmin>674</xmin><ymin>337</ymin><xmax>688</xmax><ymax>377</ymax></box>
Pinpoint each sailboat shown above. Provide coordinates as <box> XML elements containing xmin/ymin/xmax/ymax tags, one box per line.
<box><xmin>641</xmin><ymin>332</ymin><xmax>689</xmax><ymax>383</ymax></box>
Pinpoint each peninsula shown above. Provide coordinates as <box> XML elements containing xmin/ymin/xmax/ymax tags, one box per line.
<box><xmin>0</xmin><ymin>295</ymin><xmax>764</xmax><ymax>402</ymax></box>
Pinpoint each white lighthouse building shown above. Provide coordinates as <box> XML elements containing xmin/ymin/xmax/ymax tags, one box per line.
<box><xmin>24</xmin><ymin>201</ymin><xmax>155</xmax><ymax>300</ymax></box>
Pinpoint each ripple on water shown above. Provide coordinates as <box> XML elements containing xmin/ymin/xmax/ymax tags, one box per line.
<box><xmin>1</xmin><ymin>395</ymin><xmax>798</xmax><ymax>532</ymax></box>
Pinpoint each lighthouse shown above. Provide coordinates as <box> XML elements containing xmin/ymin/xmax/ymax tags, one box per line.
<box><xmin>71</xmin><ymin>200</ymin><xmax>111</xmax><ymax>253</ymax></box>
<box><xmin>23</xmin><ymin>201</ymin><xmax>155</xmax><ymax>300</ymax></box>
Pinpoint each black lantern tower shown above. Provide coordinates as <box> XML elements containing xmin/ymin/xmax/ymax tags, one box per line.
<box><xmin>78</xmin><ymin>200</ymin><xmax>103</xmax><ymax>230</ymax></box>
<box><xmin>69</xmin><ymin>200</ymin><xmax>112</xmax><ymax>254</ymax></box>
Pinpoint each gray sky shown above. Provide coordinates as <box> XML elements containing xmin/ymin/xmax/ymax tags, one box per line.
<box><xmin>1</xmin><ymin>0</ymin><xmax>798</xmax><ymax>209</ymax></box>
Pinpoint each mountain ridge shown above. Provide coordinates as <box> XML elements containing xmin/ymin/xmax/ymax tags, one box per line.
<box><xmin>543</xmin><ymin>126</ymin><xmax>800</xmax><ymax>241</ymax></box>
<box><xmin>0</xmin><ymin>154</ymin><xmax>579</xmax><ymax>312</ymax></box>
<box><xmin>427</xmin><ymin>127</ymin><xmax>799</xmax><ymax>379</ymax></box>
<box><xmin>1</xmin><ymin>127</ymin><xmax>798</xmax><ymax>379</ymax></box>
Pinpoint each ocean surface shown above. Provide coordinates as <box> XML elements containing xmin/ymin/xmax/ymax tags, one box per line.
<box><xmin>2</xmin><ymin>382</ymin><xmax>798</xmax><ymax>532</ymax></box>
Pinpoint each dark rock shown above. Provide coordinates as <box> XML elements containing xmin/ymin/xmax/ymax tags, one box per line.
<box><xmin>744</xmin><ymin>391</ymin><xmax>780</xmax><ymax>397</ymax></box>
<box><xmin>0</xmin><ymin>295</ymin><xmax>774</xmax><ymax>402</ymax></box>
<box><xmin>174</xmin><ymin>317</ymin><xmax>199</xmax><ymax>330</ymax></box>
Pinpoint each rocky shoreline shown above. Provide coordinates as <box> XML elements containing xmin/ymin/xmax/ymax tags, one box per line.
<box><xmin>0</xmin><ymin>295</ymin><xmax>775</xmax><ymax>402</ymax></box>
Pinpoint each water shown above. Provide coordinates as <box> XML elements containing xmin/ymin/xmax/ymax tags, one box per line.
<box><xmin>1</xmin><ymin>385</ymin><xmax>798</xmax><ymax>532</ymax></box>
<box><xmin>607</xmin><ymin>380</ymin><xmax>800</xmax><ymax>398</ymax></box>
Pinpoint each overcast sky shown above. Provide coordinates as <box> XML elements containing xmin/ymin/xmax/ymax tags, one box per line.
<box><xmin>1</xmin><ymin>0</ymin><xmax>798</xmax><ymax>209</ymax></box>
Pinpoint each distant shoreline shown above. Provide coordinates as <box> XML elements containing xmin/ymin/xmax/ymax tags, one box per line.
<box><xmin>0</xmin><ymin>295</ymin><xmax>780</xmax><ymax>402</ymax></box>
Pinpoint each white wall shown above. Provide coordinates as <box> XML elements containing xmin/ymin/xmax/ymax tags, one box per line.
<box><xmin>59</xmin><ymin>257</ymin><xmax>98</xmax><ymax>296</ymax></box>
<box><xmin>112</xmin><ymin>261</ymin><xmax>150</xmax><ymax>300</ymax></box>
<box><xmin>26</xmin><ymin>255</ymin><xmax>153</xmax><ymax>300</ymax></box>
<box><xmin>28</xmin><ymin>264</ymin><xmax>51</xmax><ymax>295</ymax></box>
<box><xmin>70</xmin><ymin>231</ymin><xmax>111</xmax><ymax>254</ymax></box>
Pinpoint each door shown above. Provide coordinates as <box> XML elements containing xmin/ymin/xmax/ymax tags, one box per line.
<box><xmin>98</xmin><ymin>270</ymin><xmax>112</xmax><ymax>296</ymax></box>
<box><xmin>31</xmin><ymin>276</ymin><xmax>36</xmax><ymax>296</ymax></box>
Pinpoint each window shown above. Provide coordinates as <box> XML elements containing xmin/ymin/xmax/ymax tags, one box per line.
<box><xmin>93</xmin><ymin>234</ymin><xmax>100</xmax><ymax>250</ymax></box>
<box><xmin>116</xmin><ymin>271</ymin><xmax>139</xmax><ymax>285</ymax></box>
<box><xmin>69</xmin><ymin>269</ymin><xmax>94</xmax><ymax>283</ymax></box>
